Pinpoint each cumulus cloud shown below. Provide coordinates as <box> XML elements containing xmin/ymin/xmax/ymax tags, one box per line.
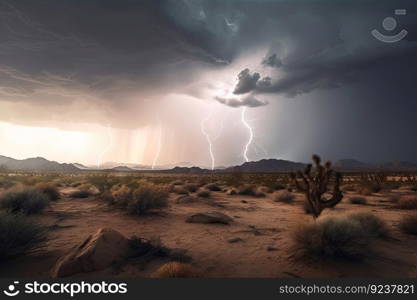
<box><xmin>233</xmin><ymin>68</ymin><xmax>261</xmax><ymax>95</ymax></box>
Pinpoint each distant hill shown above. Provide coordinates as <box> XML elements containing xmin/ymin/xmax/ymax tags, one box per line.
<box><xmin>161</xmin><ymin>166</ymin><xmax>210</xmax><ymax>174</ymax></box>
<box><xmin>224</xmin><ymin>159</ymin><xmax>306</xmax><ymax>173</ymax></box>
<box><xmin>0</xmin><ymin>155</ymin><xmax>79</xmax><ymax>172</ymax></box>
<box><xmin>334</xmin><ymin>159</ymin><xmax>417</xmax><ymax>172</ymax></box>
<box><xmin>1</xmin><ymin>155</ymin><xmax>417</xmax><ymax>173</ymax></box>
<box><xmin>110</xmin><ymin>166</ymin><xmax>135</xmax><ymax>172</ymax></box>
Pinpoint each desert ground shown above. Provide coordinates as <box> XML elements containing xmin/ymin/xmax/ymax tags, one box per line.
<box><xmin>1</xmin><ymin>170</ymin><xmax>417</xmax><ymax>278</ymax></box>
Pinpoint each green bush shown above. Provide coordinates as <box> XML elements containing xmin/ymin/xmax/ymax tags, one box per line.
<box><xmin>0</xmin><ymin>213</ymin><xmax>47</xmax><ymax>260</ymax></box>
<box><xmin>0</xmin><ymin>187</ymin><xmax>50</xmax><ymax>215</ymax></box>
<box><xmin>127</xmin><ymin>183</ymin><xmax>168</xmax><ymax>215</ymax></box>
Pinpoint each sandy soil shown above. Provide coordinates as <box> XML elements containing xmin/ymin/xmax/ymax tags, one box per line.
<box><xmin>1</xmin><ymin>187</ymin><xmax>417</xmax><ymax>278</ymax></box>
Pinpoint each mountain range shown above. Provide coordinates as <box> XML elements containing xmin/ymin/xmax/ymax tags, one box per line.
<box><xmin>1</xmin><ymin>155</ymin><xmax>417</xmax><ymax>173</ymax></box>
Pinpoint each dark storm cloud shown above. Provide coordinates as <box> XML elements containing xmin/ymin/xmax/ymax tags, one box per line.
<box><xmin>262</xmin><ymin>54</ymin><xmax>282</xmax><ymax>68</ymax></box>
<box><xmin>215</xmin><ymin>94</ymin><xmax>268</xmax><ymax>107</ymax></box>
<box><xmin>1</xmin><ymin>0</ymin><xmax>417</xmax><ymax>163</ymax></box>
<box><xmin>0</xmin><ymin>0</ymin><xmax>229</xmax><ymax>127</ymax></box>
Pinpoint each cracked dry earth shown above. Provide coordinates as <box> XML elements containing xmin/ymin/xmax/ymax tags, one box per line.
<box><xmin>1</xmin><ymin>187</ymin><xmax>417</xmax><ymax>278</ymax></box>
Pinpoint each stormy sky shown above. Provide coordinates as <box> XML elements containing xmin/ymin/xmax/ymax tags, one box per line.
<box><xmin>0</xmin><ymin>0</ymin><xmax>416</xmax><ymax>167</ymax></box>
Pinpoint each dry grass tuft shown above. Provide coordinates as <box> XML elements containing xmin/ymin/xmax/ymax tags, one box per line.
<box><xmin>274</xmin><ymin>191</ymin><xmax>295</xmax><ymax>203</ymax></box>
<box><xmin>349</xmin><ymin>196</ymin><xmax>367</xmax><ymax>205</ymax></box>
<box><xmin>399</xmin><ymin>214</ymin><xmax>417</xmax><ymax>235</ymax></box>
<box><xmin>396</xmin><ymin>197</ymin><xmax>417</xmax><ymax>210</ymax></box>
<box><xmin>35</xmin><ymin>183</ymin><xmax>60</xmax><ymax>201</ymax></box>
<box><xmin>197</xmin><ymin>189</ymin><xmax>211</xmax><ymax>198</ymax></box>
<box><xmin>151</xmin><ymin>262</ymin><xmax>202</xmax><ymax>278</ymax></box>
<box><xmin>293</xmin><ymin>213</ymin><xmax>387</xmax><ymax>261</ymax></box>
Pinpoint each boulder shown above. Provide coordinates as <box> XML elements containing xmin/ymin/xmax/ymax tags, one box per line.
<box><xmin>51</xmin><ymin>228</ymin><xmax>132</xmax><ymax>277</ymax></box>
<box><xmin>186</xmin><ymin>212</ymin><xmax>233</xmax><ymax>225</ymax></box>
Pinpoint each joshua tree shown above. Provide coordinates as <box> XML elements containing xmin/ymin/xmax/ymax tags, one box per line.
<box><xmin>290</xmin><ymin>155</ymin><xmax>343</xmax><ymax>218</ymax></box>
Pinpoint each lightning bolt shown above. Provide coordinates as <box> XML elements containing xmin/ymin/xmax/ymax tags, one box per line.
<box><xmin>96</xmin><ymin>124</ymin><xmax>113</xmax><ymax>169</ymax></box>
<box><xmin>200</xmin><ymin>108</ymin><xmax>215</xmax><ymax>171</ymax></box>
<box><xmin>151</xmin><ymin>124</ymin><xmax>163</xmax><ymax>170</ymax></box>
<box><xmin>241</xmin><ymin>107</ymin><xmax>254</xmax><ymax>163</ymax></box>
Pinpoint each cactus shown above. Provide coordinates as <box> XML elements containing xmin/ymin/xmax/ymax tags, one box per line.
<box><xmin>290</xmin><ymin>155</ymin><xmax>343</xmax><ymax>218</ymax></box>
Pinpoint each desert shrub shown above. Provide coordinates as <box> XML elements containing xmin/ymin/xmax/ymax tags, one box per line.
<box><xmin>411</xmin><ymin>183</ymin><xmax>417</xmax><ymax>192</ymax></box>
<box><xmin>35</xmin><ymin>183</ymin><xmax>60</xmax><ymax>201</ymax></box>
<box><xmin>0</xmin><ymin>176</ymin><xmax>15</xmax><ymax>189</ymax></box>
<box><xmin>69</xmin><ymin>190</ymin><xmax>91</xmax><ymax>198</ymax></box>
<box><xmin>237</xmin><ymin>184</ymin><xmax>265</xmax><ymax>197</ymax></box>
<box><xmin>259</xmin><ymin>186</ymin><xmax>273</xmax><ymax>194</ymax></box>
<box><xmin>349</xmin><ymin>196</ymin><xmax>367</xmax><ymax>205</ymax></box>
<box><xmin>184</xmin><ymin>183</ymin><xmax>198</xmax><ymax>193</ymax></box>
<box><xmin>151</xmin><ymin>262</ymin><xmax>201</xmax><ymax>278</ymax></box>
<box><xmin>172</xmin><ymin>186</ymin><xmax>189</xmax><ymax>195</ymax></box>
<box><xmin>387</xmin><ymin>195</ymin><xmax>401</xmax><ymax>203</ymax></box>
<box><xmin>0</xmin><ymin>187</ymin><xmax>50</xmax><ymax>215</ymax></box>
<box><xmin>205</xmin><ymin>183</ymin><xmax>222</xmax><ymax>192</ymax></box>
<box><xmin>293</xmin><ymin>213</ymin><xmax>386</xmax><ymax>261</ymax></box>
<box><xmin>358</xmin><ymin>185</ymin><xmax>374</xmax><ymax>196</ymax></box>
<box><xmin>87</xmin><ymin>175</ymin><xmax>118</xmax><ymax>194</ymax></box>
<box><xmin>399</xmin><ymin>214</ymin><xmax>417</xmax><ymax>235</ymax></box>
<box><xmin>274</xmin><ymin>191</ymin><xmax>295</xmax><ymax>203</ymax></box>
<box><xmin>111</xmin><ymin>185</ymin><xmax>132</xmax><ymax>206</ymax></box>
<box><xmin>350</xmin><ymin>213</ymin><xmax>388</xmax><ymax>238</ymax></box>
<box><xmin>197</xmin><ymin>189</ymin><xmax>211</xmax><ymax>198</ymax></box>
<box><xmin>396</xmin><ymin>197</ymin><xmax>417</xmax><ymax>209</ymax></box>
<box><xmin>170</xmin><ymin>180</ymin><xmax>183</xmax><ymax>186</ymax></box>
<box><xmin>273</xmin><ymin>184</ymin><xmax>286</xmax><ymax>191</ymax></box>
<box><xmin>0</xmin><ymin>213</ymin><xmax>47</xmax><ymax>260</ymax></box>
<box><xmin>127</xmin><ymin>183</ymin><xmax>168</xmax><ymax>215</ymax></box>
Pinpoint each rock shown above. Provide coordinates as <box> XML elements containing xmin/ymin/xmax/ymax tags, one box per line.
<box><xmin>51</xmin><ymin>228</ymin><xmax>132</xmax><ymax>277</ymax></box>
<box><xmin>175</xmin><ymin>195</ymin><xmax>198</xmax><ymax>204</ymax></box>
<box><xmin>226</xmin><ymin>189</ymin><xmax>237</xmax><ymax>195</ymax></box>
<box><xmin>241</xmin><ymin>200</ymin><xmax>248</xmax><ymax>204</ymax></box>
<box><xmin>227</xmin><ymin>237</ymin><xmax>243</xmax><ymax>243</ymax></box>
<box><xmin>186</xmin><ymin>212</ymin><xmax>233</xmax><ymax>225</ymax></box>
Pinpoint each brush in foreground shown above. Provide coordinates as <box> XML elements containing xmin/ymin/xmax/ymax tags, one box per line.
<box><xmin>0</xmin><ymin>187</ymin><xmax>50</xmax><ymax>215</ymax></box>
<box><xmin>399</xmin><ymin>214</ymin><xmax>417</xmax><ymax>235</ymax></box>
<box><xmin>0</xmin><ymin>213</ymin><xmax>47</xmax><ymax>260</ymax></box>
<box><xmin>293</xmin><ymin>212</ymin><xmax>387</xmax><ymax>261</ymax></box>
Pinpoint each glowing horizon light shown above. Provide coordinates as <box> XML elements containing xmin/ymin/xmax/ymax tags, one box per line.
<box><xmin>151</xmin><ymin>124</ymin><xmax>163</xmax><ymax>170</ymax></box>
<box><xmin>241</xmin><ymin>107</ymin><xmax>254</xmax><ymax>163</ymax></box>
<box><xmin>96</xmin><ymin>124</ymin><xmax>113</xmax><ymax>169</ymax></box>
